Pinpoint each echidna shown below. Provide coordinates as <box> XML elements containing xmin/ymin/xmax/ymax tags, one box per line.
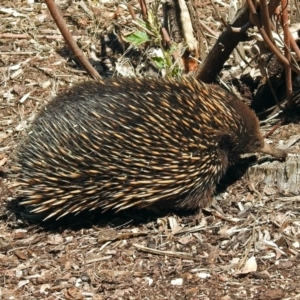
<box><xmin>11</xmin><ymin>77</ymin><xmax>286</xmax><ymax>219</ymax></box>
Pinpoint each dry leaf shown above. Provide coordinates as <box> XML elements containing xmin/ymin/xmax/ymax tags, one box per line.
<box><xmin>235</xmin><ymin>257</ymin><xmax>257</xmax><ymax>275</ymax></box>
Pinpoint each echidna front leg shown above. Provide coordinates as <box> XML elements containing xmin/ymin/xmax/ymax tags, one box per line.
<box><xmin>176</xmin><ymin>185</ymin><xmax>215</xmax><ymax>211</ymax></box>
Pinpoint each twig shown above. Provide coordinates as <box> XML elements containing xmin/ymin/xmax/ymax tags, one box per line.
<box><xmin>281</xmin><ymin>0</ymin><xmax>293</xmax><ymax>106</ymax></box>
<box><xmin>0</xmin><ymin>52</ymin><xmax>38</xmax><ymax>55</ymax></box>
<box><xmin>263</xmin><ymin>119</ymin><xmax>285</xmax><ymax>138</ymax></box>
<box><xmin>260</xmin><ymin>0</ymin><xmax>274</xmax><ymax>44</ymax></box>
<box><xmin>161</xmin><ymin>27</ymin><xmax>172</xmax><ymax>48</ymax></box>
<box><xmin>273</xmin><ymin>5</ymin><xmax>300</xmax><ymax>60</ymax></box>
<box><xmin>138</xmin><ymin>0</ymin><xmax>147</xmax><ymax>21</ymax></box>
<box><xmin>44</xmin><ymin>0</ymin><xmax>101</xmax><ymax>80</ymax></box>
<box><xmin>177</xmin><ymin>0</ymin><xmax>198</xmax><ymax>53</ymax></box>
<box><xmin>198</xmin><ymin>19</ymin><xmax>218</xmax><ymax>38</ymax></box>
<box><xmin>131</xmin><ymin>20</ymin><xmax>156</xmax><ymax>37</ymax></box>
<box><xmin>0</xmin><ymin>33</ymin><xmax>82</xmax><ymax>40</ymax></box>
<box><xmin>97</xmin><ymin>232</ymin><xmax>148</xmax><ymax>244</ymax></box>
<box><xmin>127</xmin><ymin>1</ymin><xmax>136</xmax><ymax>20</ymax></box>
<box><xmin>133</xmin><ymin>243</ymin><xmax>200</xmax><ymax>260</ymax></box>
<box><xmin>210</xmin><ymin>0</ymin><xmax>227</xmax><ymax>27</ymax></box>
<box><xmin>196</xmin><ymin>0</ymin><xmax>290</xmax><ymax>83</ymax></box>
<box><xmin>247</xmin><ymin>0</ymin><xmax>300</xmax><ymax>75</ymax></box>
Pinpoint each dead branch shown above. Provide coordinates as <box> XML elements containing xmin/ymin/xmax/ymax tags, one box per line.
<box><xmin>195</xmin><ymin>3</ymin><xmax>250</xmax><ymax>83</ymax></box>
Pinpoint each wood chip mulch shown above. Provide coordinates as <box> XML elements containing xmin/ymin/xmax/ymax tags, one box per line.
<box><xmin>1</xmin><ymin>1</ymin><xmax>300</xmax><ymax>299</ymax></box>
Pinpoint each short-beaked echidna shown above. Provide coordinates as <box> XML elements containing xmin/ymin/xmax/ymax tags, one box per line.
<box><xmin>12</xmin><ymin>77</ymin><xmax>286</xmax><ymax>219</ymax></box>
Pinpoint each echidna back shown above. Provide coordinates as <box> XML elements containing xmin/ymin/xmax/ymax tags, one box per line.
<box><xmin>13</xmin><ymin>77</ymin><xmax>263</xmax><ymax>219</ymax></box>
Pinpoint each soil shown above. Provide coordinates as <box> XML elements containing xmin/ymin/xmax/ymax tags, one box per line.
<box><xmin>1</xmin><ymin>1</ymin><xmax>300</xmax><ymax>299</ymax></box>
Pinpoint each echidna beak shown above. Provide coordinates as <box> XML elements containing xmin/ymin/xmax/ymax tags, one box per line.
<box><xmin>260</xmin><ymin>142</ymin><xmax>287</xmax><ymax>159</ymax></box>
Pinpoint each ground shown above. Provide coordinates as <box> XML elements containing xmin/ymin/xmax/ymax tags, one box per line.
<box><xmin>1</xmin><ymin>1</ymin><xmax>300</xmax><ymax>299</ymax></box>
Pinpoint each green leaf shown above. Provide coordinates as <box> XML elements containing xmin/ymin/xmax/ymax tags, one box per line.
<box><xmin>152</xmin><ymin>56</ymin><xmax>166</xmax><ymax>69</ymax></box>
<box><xmin>125</xmin><ymin>31</ymin><xmax>151</xmax><ymax>46</ymax></box>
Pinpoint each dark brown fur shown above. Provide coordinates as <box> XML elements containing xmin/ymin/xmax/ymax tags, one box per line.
<box><xmin>12</xmin><ymin>77</ymin><xmax>266</xmax><ymax>219</ymax></box>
